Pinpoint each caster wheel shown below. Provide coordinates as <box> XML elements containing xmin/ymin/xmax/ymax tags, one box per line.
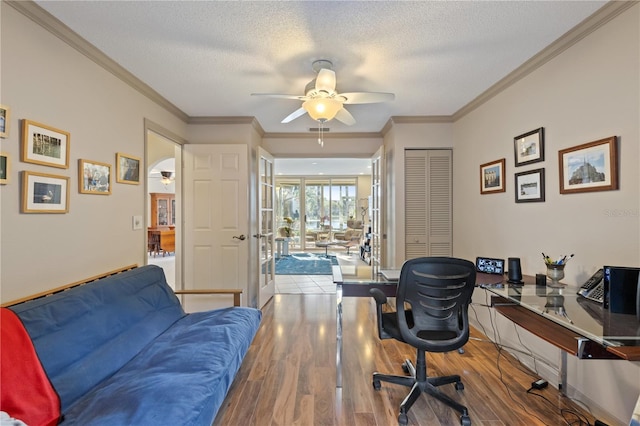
<box><xmin>455</xmin><ymin>381</ymin><xmax>464</xmax><ymax>391</ymax></box>
<box><xmin>460</xmin><ymin>414</ymin><xmax>471</xmax><ymax>425</ymax></box>
<box><xmin>373</xmin><ymin>380</ymin><xmax>381</xmax><ymax>390</ymax></box>
<box><xmin>402</xmin><ymin>362</ymin><xmax>410</xmax><ymax>374</ymax></box>
<box><xmin>398</xmin><ymin>413</ymin><xmax>408</xmax><ymax>425</ymax></box>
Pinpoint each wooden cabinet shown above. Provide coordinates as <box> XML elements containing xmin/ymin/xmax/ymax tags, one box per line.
<box><xmin>150</xmin><ymin>193</ymin><xmax>175</xmax><ymax>228</ymax></box>
<box><xmin>148</xmin><ymin>228</ymin><xmax>175</xmax><ymax>257</ymax></box>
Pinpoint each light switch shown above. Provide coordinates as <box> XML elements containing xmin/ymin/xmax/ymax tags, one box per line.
<box><xmin>132</xmin><ymin>215</ymin><xmax>143</xmax><ymax>230</ymax></box>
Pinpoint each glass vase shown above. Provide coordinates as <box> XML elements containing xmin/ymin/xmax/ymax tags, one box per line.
<box><xmin>546</xmin><ymin>264</ymin><xmax>565</xmax><ymax>287</ymax></box>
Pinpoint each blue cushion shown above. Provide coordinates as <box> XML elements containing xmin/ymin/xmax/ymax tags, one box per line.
<box><xmin>10</xmin><ymin>265</ymin><xmax>186</xmax><ymax>412</ymax></box>
<box><xmin>60</xmin><ymin>307</ymin><xmax>262</xmax><ymax>425</ymax></box>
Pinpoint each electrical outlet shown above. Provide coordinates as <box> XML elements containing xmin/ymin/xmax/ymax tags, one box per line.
<box><xmin>532</xmin><ymin>379</ymin><xmax>548</xmax><ymax>390</ymax></box>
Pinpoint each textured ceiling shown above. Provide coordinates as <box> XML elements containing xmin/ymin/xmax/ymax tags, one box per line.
<box><xmin>36</xmin><ymin>1</ymin><xmax>606</xmax><ymax>134</ymax></box>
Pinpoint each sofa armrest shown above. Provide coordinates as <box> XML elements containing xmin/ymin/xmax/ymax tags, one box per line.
<box><xmin>173</xmin><ymin>289</ymin><xmax>242</xmax><ymax>307</ymax></box>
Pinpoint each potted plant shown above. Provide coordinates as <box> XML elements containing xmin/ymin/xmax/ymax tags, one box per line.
<box><xmin>283</xmin><ymin>217</ymin><xmax>294</xmax><ymax>238</ymax></box>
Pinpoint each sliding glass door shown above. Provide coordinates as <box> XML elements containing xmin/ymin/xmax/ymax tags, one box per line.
<box><xmin>276</xmin><ymin>177</ymin><xmax>357</xmax><ymax>251</ymax></box>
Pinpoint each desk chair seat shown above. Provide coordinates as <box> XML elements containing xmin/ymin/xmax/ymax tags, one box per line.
<box><xmin>370</xmin><ymin>257</ymin><xmax>476</xmax><ymax>426</ymax></box>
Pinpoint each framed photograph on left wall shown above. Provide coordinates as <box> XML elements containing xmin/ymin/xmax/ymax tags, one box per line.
<box><xmin>22</xmin><ymin>171</ymin><xmax>70</xmax><ymax>213</ymax></box>
<box><xmin>79</xmin><ymin>159</ymin><xmax>111</xmax><ymax>195</ymax></box>
<box><xmin>0</xmin><ymin>105</ymin><xmax>10</xmax><ymax>138</ymax></box>
<box><xmin>21</xmin><ymin>120</ymin><xmax>70</xmax><ymax>169</ymax></box>
<box><xmin>0</xmin><ymin>152</ymin><xmax>10</xmax><ymax>184</ymax></box>
<box><xmin>116</xmin><ymin>152</ymin><xmax>141</xmax><ymax>184</ymax></box>
<box><xmin>480</xmin><ymin>158</ymin><xmax>506</xmax><ymax>194</ymax></box>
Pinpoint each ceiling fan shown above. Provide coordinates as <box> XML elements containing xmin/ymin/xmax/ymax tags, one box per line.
<box><xmin>150</xmin><ymin>169</ymin><xmax>174</xmax><ymax>186</ymax></box>
<box><xmin>251</xmin><ymin>60</ymin><xmax>395</xmax><ymax>126</ymax></box>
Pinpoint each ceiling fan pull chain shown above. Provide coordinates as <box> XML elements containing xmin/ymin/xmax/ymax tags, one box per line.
<box><xmin>318</xmin><ymin>121</ymin><xmax>324</xmax><ymax>147</ymax></box>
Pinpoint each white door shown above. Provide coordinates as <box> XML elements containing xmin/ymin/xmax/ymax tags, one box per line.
<box><xmin>183</xmin><ymin>144</ymin><xmax>249</xmax><ymax>310</ymax></box>
<box><xmin>257</xmin><ymin>148</ymin><xmax>275</xmax><ymax>307</ymax></box>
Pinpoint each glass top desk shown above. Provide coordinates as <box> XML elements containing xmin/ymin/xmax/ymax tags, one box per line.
<box><xmin>332</xmin><ymin>266</ymin><xmax>640</xmax><ymax>389</ymax></box>
<box><xmin>477</xmin><ymin>272</ymin><xmax>640</xmax><ymax>395</ymax></box>
<box><xmin>476</xmin><ymin>272</ymin><xmax>640</xmax><ymax>359</ymax></box>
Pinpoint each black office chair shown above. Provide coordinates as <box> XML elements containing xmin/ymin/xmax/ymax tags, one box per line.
<box><xmin>370</xmin><ymin>257</ymin><xmax>476</xmax><ymax>426</ymax></box>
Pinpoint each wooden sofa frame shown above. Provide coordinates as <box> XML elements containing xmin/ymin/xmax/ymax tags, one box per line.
<box><xmin>1</xmin><ymin>264</ymin><xmax>243</xmax><ymax>308</ymax></box>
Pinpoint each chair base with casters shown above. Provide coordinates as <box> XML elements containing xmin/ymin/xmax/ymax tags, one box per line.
<box><xmin>372</xmin><ymin>349</ymin><xmax>470</xmax><ymax>425</ymax></box>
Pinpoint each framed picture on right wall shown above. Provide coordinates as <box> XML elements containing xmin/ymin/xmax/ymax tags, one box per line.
<box><xmin>558</xmin><ymin>136</ymin><xmax>617</xmax><ymax>194</ymax></box>
<box><xmin>514</xmin><ymin>127</ymin><xmax>544</xmax><ymax>166</ymax></box>
<box><xmin>515</xmin><ymin>168</ymin><xmax>545</xmax><ymax>203</ymax></box>
<box><xmin>480</xmin><ymin>158</ymin><xmax>506</xmax><ymax>194</ymax></box>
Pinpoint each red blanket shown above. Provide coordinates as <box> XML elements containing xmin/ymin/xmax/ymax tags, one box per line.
<box><xmin>1</xmin><ymin>307</ymin><xmax>60</xmax><ymax>426</ymax></box>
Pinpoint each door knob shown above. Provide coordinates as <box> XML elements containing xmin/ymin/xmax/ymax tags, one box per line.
<box><xmin>233</xmin><ymin>235</ymin><xmax>246</xmax><ymax>241</ymax></box>
<box><xmin>252</xmin><ymin>233</ymin><xmax>263</xmax><ymax>239</ymax></box>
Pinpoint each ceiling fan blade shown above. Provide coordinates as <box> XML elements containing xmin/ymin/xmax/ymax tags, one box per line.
<box><xmin>251</xmin><ymin>93</ymin><xmax>306</xmax><ymax>100</ymax></box>
<box><xmin>334</xmin><ymin>107</ymin><xmax>356</xmax><ymax>126</ymax></box>
<box><xmin>281</xmin><ymin>107</ymin><xmax>307</xmax><ymax>124</ymax></box>
<box><xmin>339</xmin><ymin>92</ymin><xmax>395</xmax><ymax>104</ymax></box>
<box><xmin>315</xmin><ymin>69</ymin><xmax>336</xmax><ymax>93</ymax></box>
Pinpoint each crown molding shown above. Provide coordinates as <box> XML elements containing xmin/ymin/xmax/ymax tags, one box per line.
<box><xmin>187</xmin><ymin>116</ymin><xmax>255</xmax><ymax>125</ymax></box>
<box><xmin>12</xmin><ymin>0</ymin><xmax>636</xmax><ymax>135</ymax></box>
<box><xmin>452</xmin><ymin>1</ymin><xmax>637</xmax><ymax>121</ymax></box>
<box><xmin>390</xmin><ymin>116</ymin><xmax>454</xmax><ymax>124</ymax></box>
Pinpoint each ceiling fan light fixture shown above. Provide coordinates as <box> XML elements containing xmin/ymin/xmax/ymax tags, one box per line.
<box><xmin>160</xmin><ymin>171</ymin><xmax>173</xmax><ymax>185</ymax></box>
<box><xmin>303</xmin><ymin>98</ymin><xmax>342</xmax><ymax>122</ymax></box>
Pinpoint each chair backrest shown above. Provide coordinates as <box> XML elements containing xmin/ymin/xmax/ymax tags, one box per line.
<box><xmin>396</xmin><ymin>257</ymin><xmax>476</xmax><ymax>353</ymax></box>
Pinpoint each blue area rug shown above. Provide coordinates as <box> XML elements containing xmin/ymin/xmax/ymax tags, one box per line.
<box><xmin>275</xmin><ymin>253</ymin><xmax>338</xmax><ymax>275</ymax></box>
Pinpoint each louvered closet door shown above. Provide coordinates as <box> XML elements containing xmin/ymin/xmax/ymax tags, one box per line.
<box><xmin>405</xmin><ymin>149</ymin><xmax>452</xmax><ymax>259</ymax></box>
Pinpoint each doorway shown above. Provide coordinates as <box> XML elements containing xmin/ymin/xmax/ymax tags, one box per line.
<box><xmin>272</xmin><ymin>158</ymin><xmax>373</xmax><ymax>294</ymax></box>
<box><xmin>146</xmin><ymin>128</ymin><xmax>182</xmax><ymax>289</ymax></box>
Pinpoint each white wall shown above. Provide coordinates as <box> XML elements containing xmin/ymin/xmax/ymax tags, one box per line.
<box><xmin>454</xmin><ymin>5</ymin><xmax>640</xmax><ymax>424</ymax></box>
<box><xmin>0</xmin><ymin>3</ymin><xmax>187</xmax><ymax>302</ymax></box>
<box><xmin>262</xmin><ymin>134</ymin><xmax>382</xmax><ymax>157</ymax></box>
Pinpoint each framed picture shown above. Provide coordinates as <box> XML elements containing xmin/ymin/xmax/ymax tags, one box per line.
<box><xmin>116</xmin><ymin>152</ymin><xmax>141</xmax><ymax>184</ymax></box>
<box><xmin>515</xmin><ymin>168</ymin><xmax>545</xmax><ymax>203</ymax></box>
<box><xmin>559</xmin><ymin>136</ymin><xmax>618</xmax><ymax>194</ymax></box>
<box><xmin>0</xmin><ymin>152</ymin><xmax>10</xmax><ymax>184</ymax></box>
<box><xmin>21</xmin><ymin>171</ymin><xmax>69</xmax><ymax>213</ymax></box>
<box><xmin>514</xmin><ymin>127</ymin><xmax>544</xmax><ymax>166</ymax></box>
<box><xmin>0</xmin><ymin>105</ymin><xmax>10</xmax><ymax>138</ymax></box>
<box><xmin>21</xmin><ymin>120</ymin><xmax>70</xmax><ymax>169</ymax></box>
<box><xmin>79</xmin><ymin>159</ymin><xmax>111</xmax><ymax>195</ymax></box>
<box><xmin>480</xmin><ymin>158</ymin><xmax>506</xmax><ymax>194</ymax></box>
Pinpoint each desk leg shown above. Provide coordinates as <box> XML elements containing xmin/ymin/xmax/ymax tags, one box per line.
<box><xmin>559</xmin><ymin>351</ymin><xmax>568</xmax><ymax>396</ymax></box>
<box><xmin>336</xmin><ymin>284</ymin><xmax>343</xmax><ymax>388</ymax></box>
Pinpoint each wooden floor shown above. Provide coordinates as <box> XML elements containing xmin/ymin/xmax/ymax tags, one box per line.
<box><xmin>213</xmin><ymin>293</ymin><xmax>603</xmax><ymax>426</ymax></box>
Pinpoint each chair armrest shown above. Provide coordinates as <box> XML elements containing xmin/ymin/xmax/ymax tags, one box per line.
<box><xmin>369</xmin><ymin>288</ymin><xmax>387</xmax><ymax>305</ymax></box>
<box><xmin>174</xmin><ymin>289</ymin><xmax>242</xmax><ymax>307</ymax></box>
<box><xmin>369</xmin><ymin>288</ymin><xmax>390</xmax><ymax>340</ymax></box>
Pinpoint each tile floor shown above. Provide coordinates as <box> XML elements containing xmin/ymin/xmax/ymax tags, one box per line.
<box><xmin>274</xmin><ymin>273</ymin><xmax>335</xmax><ymax>294</ymax></box>
<box><xmin>148</xmin><ymin>249</ymin><xmax>366</xmax><ymax>295</ymax></box>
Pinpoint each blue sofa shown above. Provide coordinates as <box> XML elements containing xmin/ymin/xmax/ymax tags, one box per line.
<box><xmin>8</xmin><ymin>265</ymin><xmax>261</xmax><ymax>425</ymax></box>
